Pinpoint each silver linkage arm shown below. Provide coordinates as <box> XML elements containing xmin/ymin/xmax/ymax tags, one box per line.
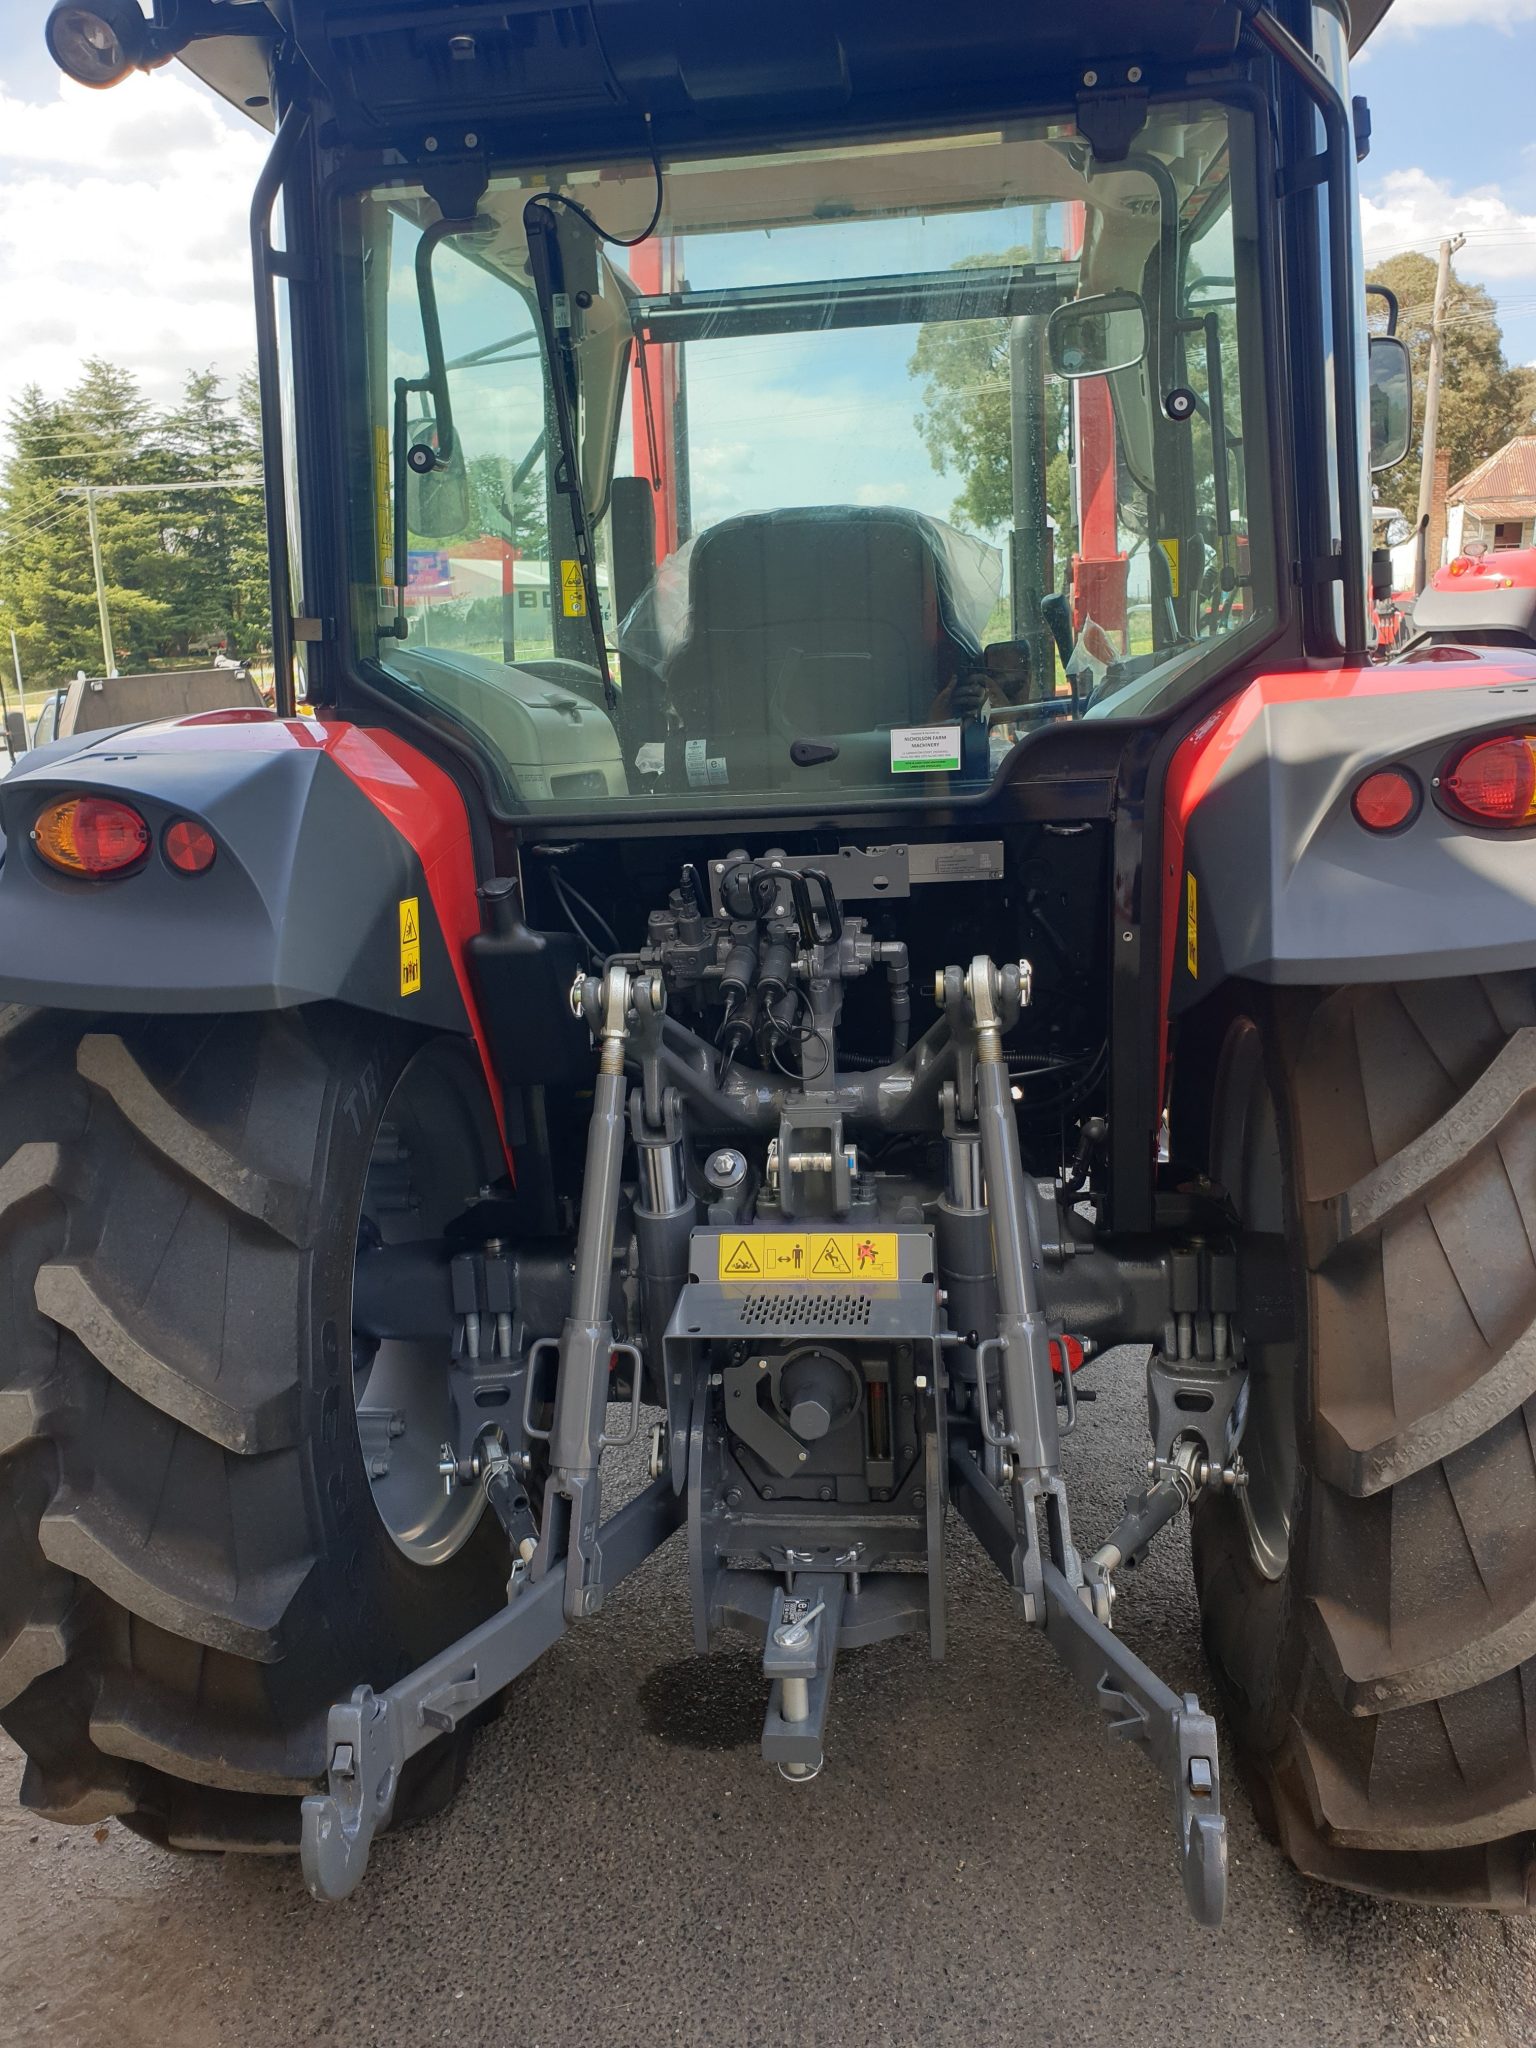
<box><xmin>299</xmin><ymin>1478</ymin><xmax>681</xmax><ymax>1902</ymax></box>
<box><xmin>939</xmin><ymin>955</ymin><xmax>1080</xmax><ymax>1621</ymax></box>
<box><xmin>941</xmin><ymin>954</ymin><xmax>1227</xmax><ymax>1928</ymax></box>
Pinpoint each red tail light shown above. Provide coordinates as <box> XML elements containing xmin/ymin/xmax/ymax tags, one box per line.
<box><xmin>1352</xmin><ymin>769</ymin><xmax>1419</xmax><ymax>832</ymax></box>
<box><xmin>1440</xmin><ymin>733</ymin><xmax>1536</xmax><ymax>826</ymax></box>
<box><xmin>33</xmin><ymin>795</ymin><xmax>150</xmax><ymax>876</ymax></box>
<box><xmin>163</xmin><ymin>818</ymin><xmax>217</xmax><ymax>874</ymax></box>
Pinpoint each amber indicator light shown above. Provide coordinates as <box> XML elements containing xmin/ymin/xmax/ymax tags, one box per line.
<box><xmin>1440</xmin><ymin>734</ymin><xmax>1536</xmax><ymax>827</ymax></box>
<box><xmin>32</xmin><ymin>794</ymin><xmax>150</xmax><ymax>876</ymax></box>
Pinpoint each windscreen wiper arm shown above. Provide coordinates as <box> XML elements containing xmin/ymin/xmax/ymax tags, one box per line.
<box><xmin>521</xmin><ymin>198</ymin><xmax>620</xmax><ymax>716</ymax></box>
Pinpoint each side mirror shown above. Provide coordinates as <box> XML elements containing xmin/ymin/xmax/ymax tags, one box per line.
<box><xmin>405</xmin><ymin>421</ymin><xmax>472</xmax><ymax>539</ymax></box>
<box><xmin>1048</xmin><ymin>292</ymin><xmax>1148</xmax><ymax>380</ymax></box>
<box><xmin>1368</xmin><ymin>334</ymin><xmax>1412</xmax><ymax>472</ymax></box>
<box><xmin>4</xmin><ymin>709</ymin><xmax>27</xmax><ymax>757</ymax></box>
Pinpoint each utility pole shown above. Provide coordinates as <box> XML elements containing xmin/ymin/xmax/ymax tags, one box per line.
<box><xmin>81</xmin><ymin>490</ymin><xmax>115</xmax><ymax>677</ymax></box>
<box><xmin>1415</xmin><ymin>231</ymin><xmax>1465</xmax><ymax>591</ymax></box>
<box><xmin>62</xmin><ymin>477</ymin><xmax>262</xmax><ymax>680</ymax></box>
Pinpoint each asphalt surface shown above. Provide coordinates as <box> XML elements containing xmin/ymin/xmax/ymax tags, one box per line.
<box><xmin>2</xmin><ymin>1348</ymin><xmax>1534</xmax><ymax>2048</ymax></box>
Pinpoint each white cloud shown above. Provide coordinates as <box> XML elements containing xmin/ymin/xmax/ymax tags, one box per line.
<box><xmin>0</xmin><ymin>71</ymin><xmax>267</xmax><ymax>427</ymax></box>
<box><xmin>1361</xmin><ymin>168</ymin><xmax>1536</xmax><ymax>285</ymax></box>
<box><xmin>1374</xmin><ymin>0</ymin><xmax>1536</xmax><ymax>33</ymax></box>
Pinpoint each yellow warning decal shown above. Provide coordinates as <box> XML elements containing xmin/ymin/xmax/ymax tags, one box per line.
<box><xmin>399</xmin><ymin>896</ymin><xmax>422</xmax><ymax>997</ymax></box>
<box><xmin>374</xmin><ymin>425</ymin><xmax>392</xmax><ymax>583</ymax></box>
<box><xmin>1158</xmin><ymin>536</ymin><xmax>1181</xmax><ymax>598</ymax></box>
<box><xmin>1185</xmin><ymin>871</ymin><xmax>1198</xmax><ymax>980</ymax></box>
<box><xmin>716</xmin><ymin>1233</ymin><xmax>900</xmax><ymax>1283</ymax></box>
<box><xmin>560</xmin><ymin>558</ymin><xmax>587</xmax><ymax>618</ymax></box>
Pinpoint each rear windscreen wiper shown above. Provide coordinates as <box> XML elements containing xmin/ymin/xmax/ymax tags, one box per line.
<box><xmin>521</xmin><ymin>198</ymin><xmax>619</xmax><ymax>715</ymax></box>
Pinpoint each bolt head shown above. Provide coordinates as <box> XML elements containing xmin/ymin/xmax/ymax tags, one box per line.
<box><xmin>1082</xmin><ymin>67</ymin><xmax>1099</xmax><ymax>86</ymax></box>
<box><xmin>1127</xmin><ymin>63</ymin><xmax>1143</xmax><ymax>82</ymax></box>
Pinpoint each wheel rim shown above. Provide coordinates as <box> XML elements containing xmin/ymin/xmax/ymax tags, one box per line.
<box><xmin>1209</xmin><ymin>1017</ymin><xmax>1298</xmax><ymax>1583</ymax></box>
<box><xmin>351</xmin><ymin>1040</ymin><xmax>500</xmax><ymax>1566</ymax></box>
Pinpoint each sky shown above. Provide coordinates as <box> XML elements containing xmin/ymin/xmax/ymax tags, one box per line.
<box><xmin>0</xmin><ymin>0</ymin><xmax>1533</xmax><ymax>461</ymax></box>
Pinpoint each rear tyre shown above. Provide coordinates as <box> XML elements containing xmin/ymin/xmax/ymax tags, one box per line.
<box><xmin>1181</xmin><ymin>974</ymin><xmax>1536</xmax><ymax>1910</ymax></box>
<box><xmin>0</xmin><ymin>1004</ymin><xmax>509</xmax><ymax>1852</ymax></box>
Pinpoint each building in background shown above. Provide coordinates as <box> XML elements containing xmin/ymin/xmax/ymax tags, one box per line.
<box><xmin>1446</xmin><ymin>435</ymin><xmax>1536</xmax><ymax>559</ymax></box>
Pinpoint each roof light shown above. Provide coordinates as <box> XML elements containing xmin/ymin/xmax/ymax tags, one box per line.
<box><xmin>33</xmin><ymin>795</ymin><xmax>150</xmax><ymax>876</ymax></box>
<box><xmin>163</xmin><ymin>819</ymin><xmax>217</xmax><ymax>875</ymax></box>
<box><xmin>1351</xmin><ymin>768</ymin><xmax>1419</xmax><ymax>833</ymax></box>
<box><xmin>1440</xmin><ymin>733</ymin><xmax>1536</xmax><ymax>827</ymax></box>
<box><xmin>44</xmin><ymin>1</ymin><xmax>151</xmax><ymax>88</ymax></box>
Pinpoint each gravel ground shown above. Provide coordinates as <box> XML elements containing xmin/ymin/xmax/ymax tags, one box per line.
<box><xmin>2</xmin><ymin>1350</ymin><xmax>1534</xmax><ymax>2048</ymax></box>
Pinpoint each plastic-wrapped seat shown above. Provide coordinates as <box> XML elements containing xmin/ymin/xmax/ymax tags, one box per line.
<box><xmin>634</xmin><ymin>506</ymin><xmax>998</xmax><ymax>740</ymax></box>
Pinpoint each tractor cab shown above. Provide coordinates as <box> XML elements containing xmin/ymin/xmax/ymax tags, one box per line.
<box><xmin>337</xmin><ymin>101</ymin><xmax>1273</xmax><ymax>807</ymax></box>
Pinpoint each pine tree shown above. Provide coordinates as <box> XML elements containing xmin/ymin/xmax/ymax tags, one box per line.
<box><xmin>157</xmin><ymin>368</ymin><xmax>268</xmax><ymax>659</ymax></box>
<box><xmin>0</xmin><ymin>358</ymin><xmax>271</xmax><ymax>695</ymax></box>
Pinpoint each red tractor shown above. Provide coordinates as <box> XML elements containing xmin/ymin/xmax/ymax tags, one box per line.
<box><xmin>9</xmin><ymin>0</ymin><xmax>1536</xmax><ymax>1924</ymax></box>
<box><xmin>1404</xmin><ymin>543</ymin><xmax>1536</xmax><ymax>654</ymax></box>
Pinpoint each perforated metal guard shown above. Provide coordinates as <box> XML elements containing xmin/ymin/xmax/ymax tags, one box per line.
<box><xmin>669</xmin><ymin>1229</ymin><xmax>939</xmax><ymax>1348</ymax></box>
<box><xmin>736</xmin><ymin>1292</ymin><xmax>872</xmax><ymax>1329</ymax></box>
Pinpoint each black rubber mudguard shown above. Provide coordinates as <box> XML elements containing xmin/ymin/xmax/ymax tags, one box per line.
<box><xmin>1168</xmin><ymin>652</ymin><xmax>1536</xmax><ymax>1013</ymax></box>
<box><xmin>0</xmin><ymin>714</ymin><xmax>474</xmax><ymax>1032</ymax></box>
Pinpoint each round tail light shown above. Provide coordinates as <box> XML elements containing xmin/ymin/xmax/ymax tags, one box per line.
<box><xmin>163</xmin><ymin>818</ymin><xmax>217</xmax><ymax>874</ymax></box>
<box><xmin>1352</xmin><ymin>769</ymin><xmax>1419</xmax><ymax>832</ymax></box>
<box><xmin>1440</xmin><ymin>734</ymin><xmax>1536</xmax><ymax>826</ymax></box>
<box><xmin>33</xmin><ymin>795</ymin><xmax>150</xmax><ymax>876</ymax></box>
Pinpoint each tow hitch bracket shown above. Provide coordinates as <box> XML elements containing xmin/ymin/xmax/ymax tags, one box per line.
<box><xmin>299</xmin><ymin>1477</ymin><xmax>681</xmax><ymax>1902</ymax></box>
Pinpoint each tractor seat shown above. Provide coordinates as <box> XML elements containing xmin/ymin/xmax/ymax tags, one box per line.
<box><xmin>658</xmin><ymin>505</ymin><xmax>984</xmax><ymax>746</ymax></box>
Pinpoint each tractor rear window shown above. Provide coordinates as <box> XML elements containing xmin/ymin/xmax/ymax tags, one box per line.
<box><xmin>337</xmin><ymin>102</ymin><xmax>1274</xmax><ymax>814</ymax></box>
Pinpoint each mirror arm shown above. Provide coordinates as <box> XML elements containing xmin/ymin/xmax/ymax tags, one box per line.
<box><xmin>1119</xmin><ymin>153</ymin><xmax>1181</xmax><ymax>398</ymax></box>
<box><xmin>1366</xmin><ymin>282</ymin><xmax>1399</xmax><ymax>338</ymax></box>
<box><xmin>414</xmin><ymin>214</ymin><xmax>491</xmax><ymax>465</ymax></box>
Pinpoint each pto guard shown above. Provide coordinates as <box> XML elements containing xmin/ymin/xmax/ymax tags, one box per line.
<box><xmin>0</xmin><ymin>713</ymin><xmax>479</xmax><ymax>1037</ymax></box>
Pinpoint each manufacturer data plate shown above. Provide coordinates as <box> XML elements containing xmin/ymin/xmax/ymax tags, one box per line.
<box><xmin>715</xmin><ymin>1231</ymin><xmax>900</xmax><ymax>1282</ymax></box>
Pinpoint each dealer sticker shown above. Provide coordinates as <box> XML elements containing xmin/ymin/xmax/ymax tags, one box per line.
<box><xmin>891</xmin><ymin>724</ymin><xmax>961</xmax><ymax>774</ymax></box>
<box><xmin>716</xmin><ymin>1232</ymin><xmax>899</xmax><ymax>1282</ymax></box>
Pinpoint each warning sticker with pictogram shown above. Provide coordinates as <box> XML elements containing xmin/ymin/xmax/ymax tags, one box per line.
<box><xmin>560</xmin><ymin>558</ymin><xmax>587</xmax><ymax>618</ymax></box>
<box><xmin>398</xmin><ymin>896</ymin><xmax>422</xmax><ymax>997</ymax></box>
<box><xmin>810</xmin><ymin>1237</ymin><xmax>851</xmax><ymax>1275</ymax></box>
<box><xmin>714</xmin><ymin>1232</ymin><xmax>899</xmax><ymax>1282</ymax></box>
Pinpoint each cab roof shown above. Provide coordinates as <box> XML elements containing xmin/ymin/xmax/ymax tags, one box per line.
<box><xmin>180</xmin><ymin>0</ymin><xmax>1394</xmax><ymax>143</ymax></box>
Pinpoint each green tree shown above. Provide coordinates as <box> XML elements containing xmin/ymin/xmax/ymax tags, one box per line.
<box><xmin>466</xmin><ymin>450</ymin><xmax>549</xmax><ymax>560</ymax></box>
<box><xmin>156</xmin><ymin>367</ymin><xmax>268</xmax><ymax>659</ymax></box>
<box><xmin>1366</xmin><ymin>251</ymin><xmax>1533</xmax><ymax>517</ymax></box>
<box><xmin>0</xmin><ymin>358</ymin><xmax>175</xmax><ymax>682</ymax></box>
<box><xmin>0</xmin><ymin>358</ymin><xmax>270</xmax><ymax>695</ymax></box>
<box><xmin>908</xmin><ymin>250</ymin><xmax>1074</xmax><ymax>546</ymax></box>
